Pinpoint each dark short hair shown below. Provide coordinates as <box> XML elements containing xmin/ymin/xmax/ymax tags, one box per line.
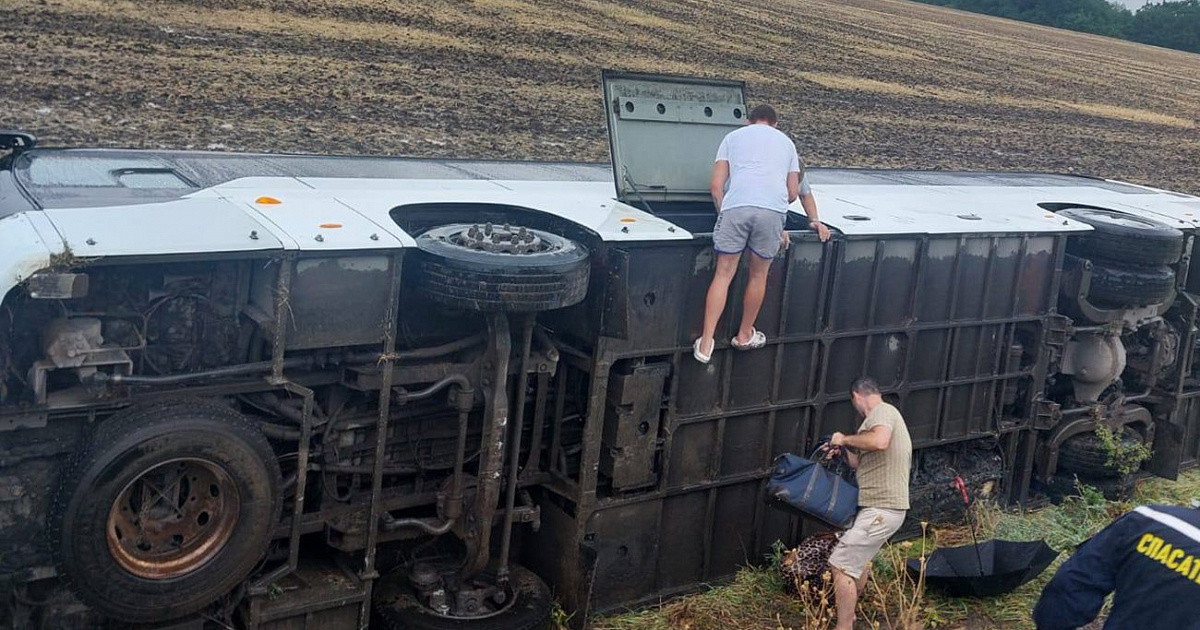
<box><xmin>851</xmin><ymin>377</ymin><xmax>881</xmax><ymax>396</ymax></box>
<box><xmin>747</xmin><ymin>104</ymin><xmax>777</xmax><ymax>124</ymax></box>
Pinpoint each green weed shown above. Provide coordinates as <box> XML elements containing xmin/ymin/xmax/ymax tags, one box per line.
<box><xmin>1095</xmin><ymin>425</ymin><xmax>1154</xmax><ymax>481</ymax></box>
<box><xmin>596</xmin><ymin>470</ymin><xmax>1200</xmax><ymax>629</ymax></box>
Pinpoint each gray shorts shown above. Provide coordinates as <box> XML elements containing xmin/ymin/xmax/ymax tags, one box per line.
<box><xmin>713</xmin><ymin>205</ymin><xmax>787</xmax><ymax>259</ymax></box>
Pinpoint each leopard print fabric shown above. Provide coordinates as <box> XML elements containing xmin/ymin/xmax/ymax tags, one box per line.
<box><xmin>780</xmin><ymin>531</ymin><xmax>841</xmax><ymax>595</ymax></box>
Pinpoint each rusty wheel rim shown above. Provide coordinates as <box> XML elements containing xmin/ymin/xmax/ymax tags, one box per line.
<box><xmin>106</xmin><ymin>458</ymin><xmax>239</xmax><ymax>579</ymax></box>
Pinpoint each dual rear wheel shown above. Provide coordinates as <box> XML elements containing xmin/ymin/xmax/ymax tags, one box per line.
<box><xmin>1058</xmin><ymin>207</ymin><xmax>1184</xmax><ymax>307</ymax></box>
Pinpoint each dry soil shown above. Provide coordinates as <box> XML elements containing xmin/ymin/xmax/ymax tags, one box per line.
<box><xmin>3</xmin><ymin>0</ymin><xmax>1199</xmax><ymax>193</ymax></box>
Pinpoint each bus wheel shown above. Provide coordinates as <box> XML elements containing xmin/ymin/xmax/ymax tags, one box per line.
<box><xmin>51</xmin><ymin>399</ymin><xmax>281</xmax><ymax>622</ymax></box>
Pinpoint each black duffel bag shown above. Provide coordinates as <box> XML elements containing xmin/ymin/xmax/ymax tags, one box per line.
<box><xmin>765</xmin><ymin>444</ymin><xmax>858</xmax><ymax>529</ymax></box>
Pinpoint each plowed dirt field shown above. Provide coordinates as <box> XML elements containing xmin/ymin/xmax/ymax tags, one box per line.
<box><xmin>3</xmin><ymin>0</ymin><xmax>1199</xmax><ymax>193</ymax></box>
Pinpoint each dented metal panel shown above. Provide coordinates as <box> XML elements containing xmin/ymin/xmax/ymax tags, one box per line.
<box><xmin>0</xmin><ymin>213</ymin><xmax>55</xmax><ymax>306</ymax></box>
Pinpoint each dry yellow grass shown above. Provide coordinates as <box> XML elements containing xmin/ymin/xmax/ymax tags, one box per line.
<box><xmin>2</xmin><ymin>0</ymin><xmax>1198</xmax><ymax>193</ymax></box>
<box><xmin>597</xmin><ymin>471</ymin><xmax>1200</xmax><ymax>630</ymax></box>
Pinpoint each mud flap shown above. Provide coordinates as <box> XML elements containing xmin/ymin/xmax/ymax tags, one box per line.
<box><xmin>520</xmin><ymin>498</ymin><xmax>599</xmax><ymax>630</ymax></box>
<box><xmin>574</xmin><ymin>541</ymin><xmax>599</xmax><ymax>630</ymax></box>
<box><xmin>600</xmin><ymin>249</ymin><xmax>631</xmax><ymax>339</ymax></box>
<box><xmin>1147</xmin><ymin>420</ymin><xmax>1185</xmax><ymax>480</ymax></box>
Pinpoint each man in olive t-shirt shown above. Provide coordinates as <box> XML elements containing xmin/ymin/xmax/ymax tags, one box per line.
<box><xmin>825</xmin><ymin>377</ymin><xmax>913</xmax><ymax>630</ymax></box>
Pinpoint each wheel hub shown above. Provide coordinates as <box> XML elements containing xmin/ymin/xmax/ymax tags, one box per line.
<box><xmin>449</xmin><ymin>223</ymin><xmax>550</xmax><ymax>255</ymax></box>
<box><xmin>406</xmin><ymin>562</ymin><xmax>516</xmax><ymax>620</ymax></box>
<box><xmin>106</xmin><ymin>458</ymin><xmax>240</xmax><ymax>579</ymax></box>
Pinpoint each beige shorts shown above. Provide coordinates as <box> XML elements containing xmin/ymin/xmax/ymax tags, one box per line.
<box><xmin>828</xmin><ymin>507</ymin><xmax>907</xmax><ymax>580</ymax></box>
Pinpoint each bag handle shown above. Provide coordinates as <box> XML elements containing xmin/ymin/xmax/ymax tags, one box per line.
<box><xmin>810</xmin><ymin>436</ymin><xmax>835</xmax><ymax>461</ymax></box>
<box><xmin>812</xmin><ymin>435</ymin><xmax>856</xmax><ymax>481</ymax></box>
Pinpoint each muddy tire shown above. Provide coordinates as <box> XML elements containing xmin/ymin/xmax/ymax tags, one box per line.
<box><xmin>50</xmin><ymin>399</ymin><xmax>281</xmax><ymax>623</ymax></box>
<box><xmin>373</xmin><ymin>565</ymin><xmax>552</xmax><ymax>630</ymax></box>
<box><xmin>1057</xmin><ymin>429</ymin><xmax>1145</xmax><ymax>479</ymax></box>
<box><xmin>412</xmin><ymin>224</ymin><xmax>589</xmax><ymax>312</ymax></box>
<box><xmin>1059</xmin><ymin>207</ymin><xmax>1184</xmax><ymax>265</ymax></box>
<box><xmin>1086</xmin><ymin>262</ymin><xmax>1175</xmax><ymax>307</ymax></box>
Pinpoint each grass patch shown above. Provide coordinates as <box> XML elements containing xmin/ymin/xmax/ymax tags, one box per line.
<box><xmin>594</xmin><ymin>567</ymin><xmax>803</xmax><ymax>630</ymax></box>
<box><xmin>593</xmin><ymin>470</ymin><xmax>1200</xmax><ymax>629</ymax></box>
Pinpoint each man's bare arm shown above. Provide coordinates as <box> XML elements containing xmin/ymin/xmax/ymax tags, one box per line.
<box><xmin>831</xmin><ymin>426</ymin><xmax>893</xmax><ymax>453</ymax></box>
<box><xmin>801</xmin><ymin>193</ymin><xmax>831</xmax><ymax>242</ymax></box>
<box><xmin>710</xmin><ymin>160</ymin><xmax>730</xmax><ymax>211</ymax></box>
<box><xmin>787</xmin><ymin>171</ymin><xmax>800</xmax><ymax>204</ymax></box>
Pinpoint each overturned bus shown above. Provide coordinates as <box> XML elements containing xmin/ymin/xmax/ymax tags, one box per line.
<box><xmin>1</xmin><ymin>72</ymin><xmax>1199</xmax><ymax>629</ymax></box>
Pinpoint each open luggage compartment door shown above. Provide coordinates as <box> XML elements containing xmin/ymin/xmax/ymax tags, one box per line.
<box><xmin>602</xmin><ymin>71</ymin><xmax>748</xmax><ymax>204</ymax></box>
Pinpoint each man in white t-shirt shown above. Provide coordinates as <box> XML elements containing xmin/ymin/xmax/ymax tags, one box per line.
<box><xmin>693</xmin><ymin>104</ymin><xmax>830</xmax><ymax>364</ymax></box>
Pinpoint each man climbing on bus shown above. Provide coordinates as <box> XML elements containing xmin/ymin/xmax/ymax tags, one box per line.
<box><xmin>693</xmin><ymin>104</ymin><xmax>829</xmax><ymax>364</ymax></box>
